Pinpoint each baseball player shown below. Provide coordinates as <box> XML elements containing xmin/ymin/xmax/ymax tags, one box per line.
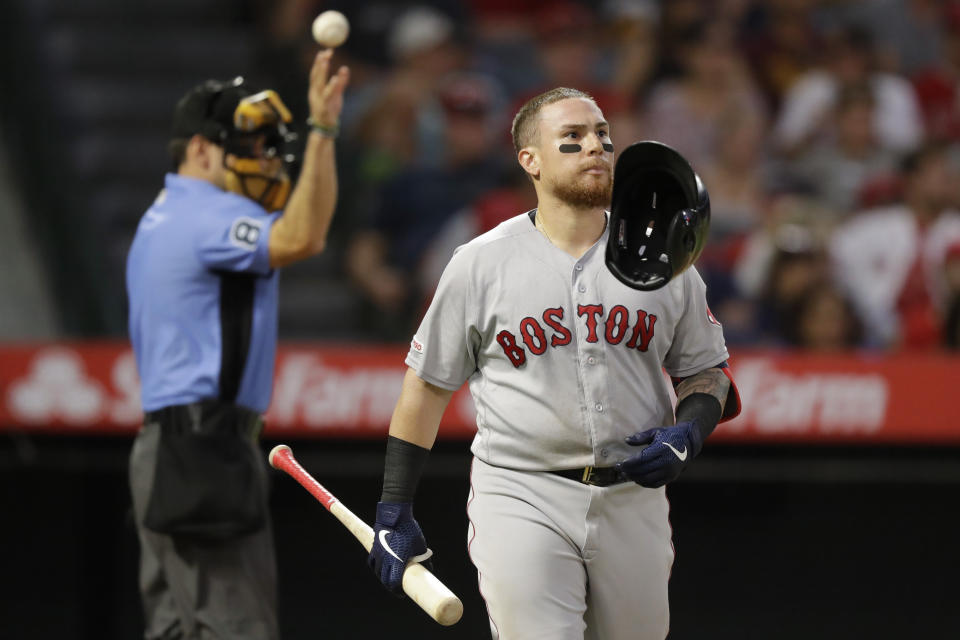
<box><xmin>126</xmin><ymin>51</ymin><xmax>348</xmax><ymax>639</ymax></box>
<box><xmin>367</xmin><ymin>87</ymin><xmax>740</xmax><ymax>639</ymax></box>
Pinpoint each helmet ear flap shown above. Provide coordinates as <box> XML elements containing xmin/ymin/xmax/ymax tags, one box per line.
<box><xmin>664</xmin><ymin>208</ymin><xmax>701</xmax><ymax>275</ymax></box>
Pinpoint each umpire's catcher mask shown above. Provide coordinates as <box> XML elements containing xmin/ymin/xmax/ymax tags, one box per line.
<box><xmin>605</xmin><ymin>141</ymin><xmax>710</xmax><ymax>291</ymax></box>
<box><xmin>172</xmin><ymin>77</ymin><xmax>295</xmax><ymax>211</ymax></box>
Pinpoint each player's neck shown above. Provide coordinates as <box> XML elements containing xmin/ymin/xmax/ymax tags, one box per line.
<box><xmin>535</xmin><ymin>199</ymin><xmax>607</xmax><ymax>259</ymax></box>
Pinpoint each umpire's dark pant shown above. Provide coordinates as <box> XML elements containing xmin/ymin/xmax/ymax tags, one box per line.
<box><xmin>130</xmin><ymin>419</ymin><xmax>279</xmax><ymax>640</ymax></box>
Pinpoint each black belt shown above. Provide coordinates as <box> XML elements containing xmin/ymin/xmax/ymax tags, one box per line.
<box><xmin>550</xmin><ymin>466</ymin><xmax>628</xmax><ymax>487</ymax></box>
<box><xmin>144</xmin><ymin>401</ymin><xmax>263</xmax><ymax>438</ymax></box>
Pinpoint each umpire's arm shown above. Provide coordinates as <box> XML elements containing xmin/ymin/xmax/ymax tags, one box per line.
<box><xmin>269</xmin><ymin>51</ymin><xmax>350</xmax><ymax>267</ymax></box>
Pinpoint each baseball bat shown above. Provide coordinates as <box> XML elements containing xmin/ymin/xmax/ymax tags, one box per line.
<box><xmin>268</xmin><ymin>444</ymin><xmax>463</xmax><ymax>626</ymax></box>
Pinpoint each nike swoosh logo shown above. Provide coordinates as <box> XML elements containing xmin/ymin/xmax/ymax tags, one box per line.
<box><xmin>378</xmin><ymin>530</ymin><xmax>402</xmax><ymax>561</ymax></box>
<box><xmin>663</xmin><ymin>442</ymin><xmax>688</xmax><ymax>461</ymax></box>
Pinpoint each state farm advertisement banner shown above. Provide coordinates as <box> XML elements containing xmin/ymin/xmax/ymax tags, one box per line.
<box><xmin>0</xmin><ymin>342</ymin><xmax>958</xmax><ymax>443</ymax></box>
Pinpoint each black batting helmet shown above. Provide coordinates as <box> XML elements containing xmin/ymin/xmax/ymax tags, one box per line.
<box><xmin>606</xmin><ymin>141</ymin><xmax>710</xmax><ymax>290</ymax></box>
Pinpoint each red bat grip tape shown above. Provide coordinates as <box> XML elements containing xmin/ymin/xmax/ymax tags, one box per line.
<box><xmin>269</xmin><ymin>445</ymin><xmax>338</xmax><ymax>510</ymax></box>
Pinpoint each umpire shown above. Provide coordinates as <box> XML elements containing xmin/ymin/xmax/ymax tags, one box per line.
<box><xmin>125</xmin><ymin>51</ymin><xmax>348</xmax><ymax>639</ymax></box>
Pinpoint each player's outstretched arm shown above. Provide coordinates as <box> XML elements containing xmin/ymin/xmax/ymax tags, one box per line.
<box><xmin>269</xmin><ymin>50</ymin><xmax>350</xmax><ymax>268</ymax></box>
<box><xmin>368</xmin><ymin>368</ymin><xmax>454</xmax><ymax>595</ymax></box>
<box><xmin>616</xmin><ymin>367</ymin><xmax>730</xmax><ymax>488</ymax></box>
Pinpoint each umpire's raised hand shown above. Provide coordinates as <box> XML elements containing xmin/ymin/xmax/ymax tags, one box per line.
<box><xmin>307</xmin><ymin>49</ymin><xmax>349</xmax><ymax>131</ymax></box>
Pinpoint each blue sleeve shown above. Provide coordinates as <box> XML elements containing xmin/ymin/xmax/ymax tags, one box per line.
<box><xmin>195</xmin><ymin>197</ymin><xmax>276</xmax><ymax>275</ymax></box>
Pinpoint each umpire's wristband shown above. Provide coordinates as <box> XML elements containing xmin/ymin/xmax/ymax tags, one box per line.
<box><xmin>380</xmin><ymin>436</ymin><xmax>431</xmax><ymax>503</ymax></box>
<box><xmin>306</xmin><ymin>117</ymin><xmax>339</xmax><ymax>138</ymax></box>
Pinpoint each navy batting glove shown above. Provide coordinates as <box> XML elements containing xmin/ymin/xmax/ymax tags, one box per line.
<box><xmin>616</xmin><ymin>421</ymin><xmax>704</xmax><ymax>488</ymax></box>
<box><xmin>367</xmin><ymin>502</ymin><xmax>433</xmax><ymax>596</ymax></box>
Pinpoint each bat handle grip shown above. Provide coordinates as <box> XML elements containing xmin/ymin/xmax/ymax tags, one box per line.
<box><xmin>269</xmin><ymin>444</ymin><xmax>463</xmax><ymax>626</ymax></box>
<box><xmin>269</xmin><ymin>444</ymin><xmax>338</xmax><ymax>509</ymax></box>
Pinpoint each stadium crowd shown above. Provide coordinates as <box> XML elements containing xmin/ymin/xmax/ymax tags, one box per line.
<box><xmin>253</xmin><ymin>0</ymin><xmax>960</xmax><ymax>352</ymax></box>
<box><xmin>101</xmin><ymin>0</ymin><xmax>940</xmax><ymax>351</ymax></box>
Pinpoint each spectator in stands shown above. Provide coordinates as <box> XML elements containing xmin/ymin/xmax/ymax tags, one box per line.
<box><xmin>600</xmin><ymin>0</ymin><xmax>660</xmax><ymax>101</ymax></box>
<box><xmin>464</xmin><ymin>0</ymin><xmax>547</xmax><ymax>99</ymax></box>
<box><xmin>654</xmin><ymin>0</ymin><xmax>711</xmax><ymax>80</ymax></box>
<box><xmin>739</xmin><ymin>0</ymin><xmax>821</xmax><ymax>111</ymax></box>
<box><xmin>643</xmin><ymin>18</ymin><xmax>767</xmax><ymax>174</ymax></box>
<box><xmin>700</xmin><ymin>106</ymin><xmax>770</xmax><ymax>237</ymax></box>
<box><xmin>911</xmin><ymin>3</ymin><xmax>960</xmax><ymax>143</ymax></box>
<box><xmin>831</xmin><ymin>142</ymin><xmax>960</xmax><ymax>349</ymax></box>
<box><xmin>782</xmin><ymin>283</ymin><xmax>864</xmax><ymax>351</ymax></box>
<box><xmin>941</xmin><ymin>242</ymin><xmax>960</xmax><ymax>349</ymax></box>
<box><xmin>529</xmin><ymin>2</ymin><xmax>602</xmax><ymax>92</ymax></box>
<box><xmin>345</xmin><ymin>72</ymin><xmax>507</xmax><ymax>340</ymax></box>
<box><xmin>505</xmin><ymin>1</ymin><xmax>633</xmax><ymax>117</ymax></box>
<box><xmin>335</xmin><ymin>5</ymin><xmax>471</xmax><ymax>270</ymax></box>
<box><xmin>819</xmin><ymin>0</ymin><xmax>944</xmax><ymax>76</ymax></box>
<box><xmin>342</xmin><ymin>5</ymin><xmax>466</xmax><ymax>172</ymax></box>
<box><xmin>724</xmin><ymin>195</ymin><xmax>836</xmax><ymax>345</ymax></box>
<box><xmin>772</xmin><ymin>25</ymin><xmax>924</xmax><ymax>157</ymax></box>
<box><xmin>785</xmin><ymin>81</ymin><xmax>899</xmax><ymax>217</ymax></box>
<box><xmin>125</xmin><ymin>54</ymin><xmax>349</xmax><ymax>639</ymax></box>
<box><xmin>756</xmin><ymin>223</ymin><xmax>832</xmax><ymax>347</ymax></box>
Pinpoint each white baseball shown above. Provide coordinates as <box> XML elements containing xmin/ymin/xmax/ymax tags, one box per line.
<box><xmin>312</xmin><ymin>10</ymin><xmax>350</xmax><ymax>48</ymax></box>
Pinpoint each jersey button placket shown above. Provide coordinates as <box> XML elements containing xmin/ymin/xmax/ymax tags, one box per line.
<box><xmin>575</xmin><ymin>271</ymin><xmax>606</xmax><ymax>466</ymax></box>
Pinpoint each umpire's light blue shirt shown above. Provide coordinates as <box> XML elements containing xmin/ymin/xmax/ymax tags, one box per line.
<box><xmin>126</xmin><ymin>174</ymin><xmax>280</xmax><ymax>413</ymax></box>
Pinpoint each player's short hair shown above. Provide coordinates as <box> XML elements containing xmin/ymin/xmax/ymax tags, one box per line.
<box><xmin>511</xmin><ymin>87</ymin><xmax>595</xmax><ymax>155</ymax></box>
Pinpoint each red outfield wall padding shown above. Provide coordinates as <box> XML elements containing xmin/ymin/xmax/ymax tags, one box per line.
<box><xmin>0</xmin><ymin>342</ymin><xmax>957</xmax><ymax>444</ymax></box>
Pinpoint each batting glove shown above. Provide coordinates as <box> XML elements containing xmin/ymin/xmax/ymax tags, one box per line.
<box><xmin>367</xmin><ymin>502</ymin><xmax>433</xmax><ymax>595</ymax></box>
<box><xmin>616</xmin><ymin>421</ymin><xmax>704</xmax><ymax>488</ymax></box>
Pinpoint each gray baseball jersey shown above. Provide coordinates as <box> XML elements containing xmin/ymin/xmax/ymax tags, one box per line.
<box><xmin>406</xmin><ymin>211</ymin><xmax>728</xmax><ymax>469</ymax></box>
<box><xmin>405</xmin><ymin>210</ymin><xmax>730</xmax><ymax>639</ymax></box>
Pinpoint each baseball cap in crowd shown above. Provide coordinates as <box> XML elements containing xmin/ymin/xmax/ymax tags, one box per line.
<box><xmin>437</xmin><ymin>73</ymin><xmax>500</xmax><ymax>116</ymax></box>
<box><xmin>533</xmin><ymin>1</ymin><xmax>595</xmax><ymax>41</ymax></box>
<box><xmin>946</xmin><ymin>3</ymin><xmax>960</xmax><ymax>34</ymax></box>
<box><xmin>601</xmin><ymin>0</ymin><xmax>659</xmax><ymax>24</ymax></box>
<box><xmin>388</xmin><ymin>6</ymin><xmax>455</xmax><ymax>61</ymax></box>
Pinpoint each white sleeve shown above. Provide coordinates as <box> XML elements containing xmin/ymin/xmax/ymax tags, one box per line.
<box><xmin>773</xmin><ymin>74</ymin><xmax>834</xmax><ymax>149</ymax></box>
<box><xmin>662</xmin><ymin>267</ymin><xmax>730</xmax><ymax>378</ymax></box>
<box><xmin>875</xmin><ymin>75</ymin><xmax>924</xmax><ymax>152</ymax></box>
<box><xmin>404</xmin><ymin>246</ymin><xmax>480</xmax><ymax>390</ymax></box>
<box><xmin>830</xmin><ymin>217</ymin><xmax>901</xmax><ymax>344</ymax></box>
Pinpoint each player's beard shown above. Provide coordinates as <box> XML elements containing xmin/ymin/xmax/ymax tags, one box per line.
<box><xmin>548</xmin><ymin>171</ymin><xmax>613</xmax><ymax>209</ymax></box>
